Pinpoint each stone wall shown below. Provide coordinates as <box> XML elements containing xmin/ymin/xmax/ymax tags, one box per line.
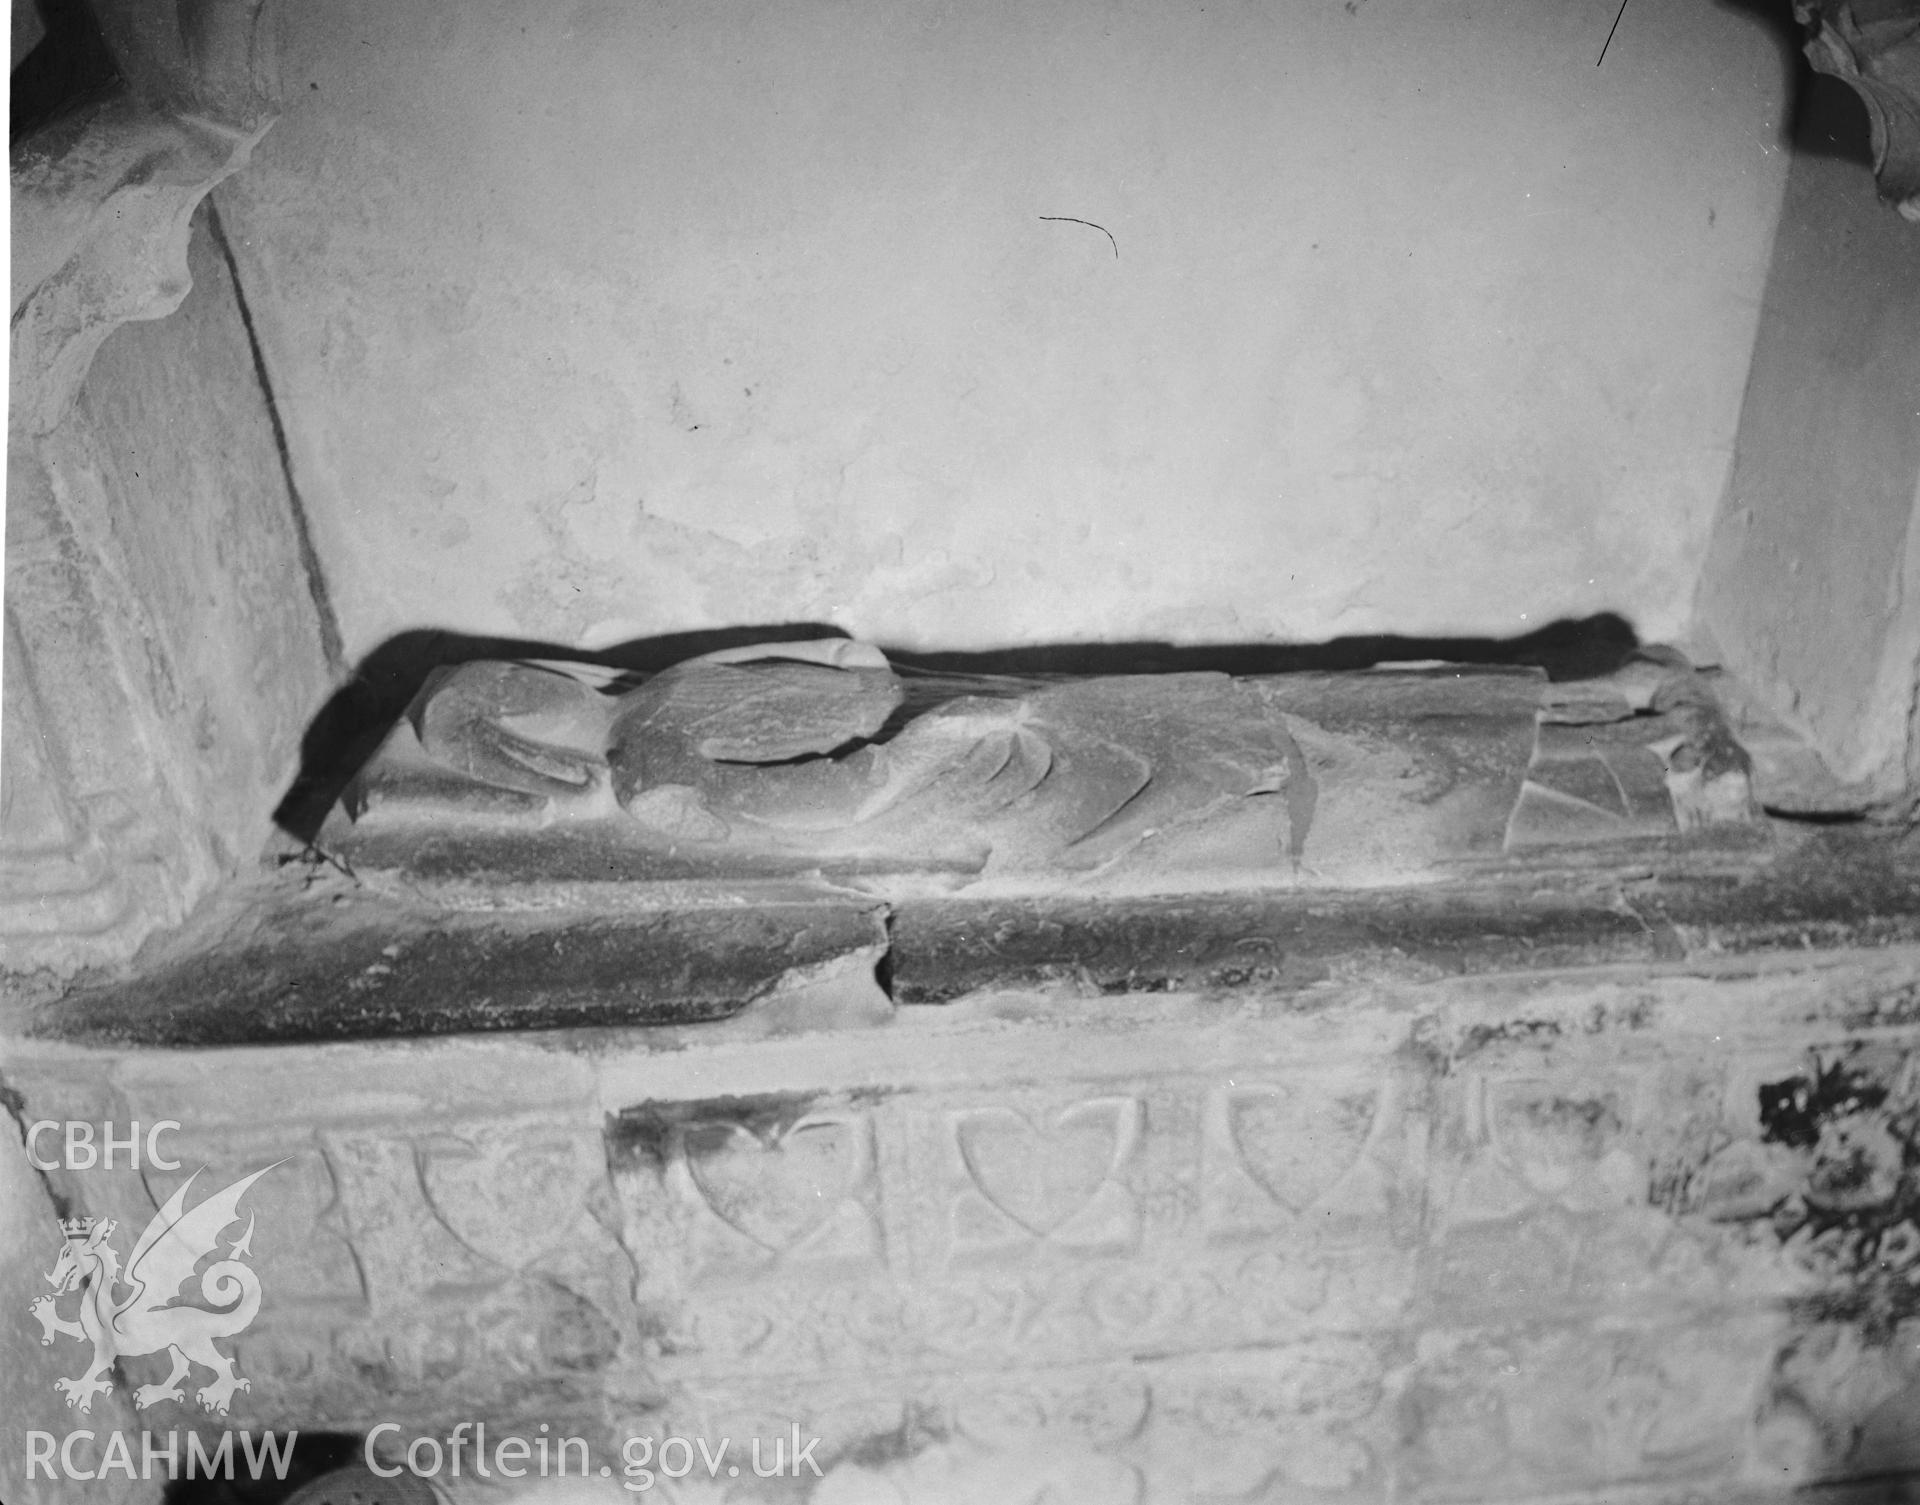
<box><xmin>213</xmin><ymin>0</ymin><xmax>1793</xmax><ymax>661</ymax></box>
<box><xmin>1692</xmin><ymin>69</ymin><xmax>1920</xmax><ymax>806</ymax></box>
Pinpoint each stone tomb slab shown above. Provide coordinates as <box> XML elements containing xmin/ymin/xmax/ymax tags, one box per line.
<box><xmin>322</xmin><ymin>652</ymin><xmax>1583</xmax><ymax>894</ymax></box>
<box><xmin>8</xmin><ymin>940</ymin><xmax>1920</xmax><ymax>1500</ymax></box>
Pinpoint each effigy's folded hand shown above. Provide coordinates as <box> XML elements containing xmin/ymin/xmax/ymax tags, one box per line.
<box><xmin>610</xmin><ymin>640</ymin><xmax>903</xmax><ymax>773</ymax></box>
<box><xmin>410</xmin><ymin>660</ymin><xmax>614</xmax><ymax>797</ymax></box>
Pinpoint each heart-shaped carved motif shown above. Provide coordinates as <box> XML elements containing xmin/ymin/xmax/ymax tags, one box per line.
<box><xmin>421</xmin><ymin>1130</ymin><xmax>596</xmax><ymax>1269</ymax></box>
<box><xmin>1227</xmin><ymin>1084</ymin><xmax>1377</xmax><ymax>1213</ymax></box>
<box><xmin>685</xmin><ymin>1116</ymin><xmax>855</xmax><ymax>1252</ymax></box>
<box><xmin>957</xmin><ymin>1099</ymin><xmax>1137</xmax><ymax>1236</ymax></box>
<box><xmin>1487</xmin><ymin>1081</ymin><xmax>1624</xmax><ymax>1186</ymax></box>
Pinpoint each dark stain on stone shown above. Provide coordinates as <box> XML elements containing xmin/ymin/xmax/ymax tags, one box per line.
<box><xmin>1402</xmin><ymin>1018</ymin><xmax>1455</xmax><ymax>1077</ymax></box>
<box><xmin>1204</xmin><ymin>956</ymin><xmax>1332</xmax><ymax>991</ymax></box>
<box><xmin>1584</xmin><ymin>996</ymin><xmax>1656</xmax><ymax>1033</ymax></box>
<box><xmin>1760</xmin><ymin>1059</ymin><xmax>1888</xmax><ymax>1151</ymax></box>
<box><xmin>1783</xmin><ymin>1282</ymin><xmax>1920</xmax><ymax>1339</ymax></box>
<box><xmin>1515</xmin><ymin>1093</ymin><xmax>1622</xmax><ymax>1140</ymax></box>
<box><xmin>1095</xmin><ymin>972</ymin><xmax>1183</xmax><ymax>995</ymax></box>
<box><xmin>27</xmin><ymin>892</ymin><xmax>885</xmax><ymax>1045</ymax></box>
<box><xmin>608</xmin><ymin>1089</ymin><xmax>863</xmax><ymax>1172</ymax></box>
<box><xmin>1455</xmin><ymin>1017</ymin><xmax>1565</xmax><ymax>1060</ymax></box>
<box><xmin>19</xmin><ymin>827</ymin><xmax>1920</xmax><ymax>1046</ymax></box>
<box><xmin>1839</xmin><ymin>979</ymin><xmax>1920</xmax><ymax>1032</ymax></box>
<box><xmin>836</xmin><ymin>1403</ymin><xmax>952</xmax><ymax>1470</ymax></box>
<box><xmin>1749</xmin><ymin>1053</ymin><xmax>1920</xmax><ymax>1324</ymax></box>
<box><xmin>890</xmin><ymin>887</ymin><xmax>1662</xmax><ymax>1005</ymax></box>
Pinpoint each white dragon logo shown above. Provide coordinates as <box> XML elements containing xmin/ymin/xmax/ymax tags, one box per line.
<box><xmin>28</xmin><ymin>1163</ymin><xmax>281</xmax><ymax>1415</ymax></box>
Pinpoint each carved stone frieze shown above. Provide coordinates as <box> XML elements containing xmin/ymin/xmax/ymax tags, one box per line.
<box><xmin>1765</xmin><ymin>1318</ymin><xmax>1920</xmax><ymax>1480</ymax></box>
<box><xmin>8</xmin><ymin>947</ymin><xmax>1920</xmax><ymax>1494</ymax></box>
<box><xmin>605</xmin><ymin>1063</ymin><xmax>1427</xmax><ymax>1392</ymax></box>
<box><xmin>1400</xmin><ymin>1317</ymin><xmax>1785</xmax><ymax>1496</ymax></box>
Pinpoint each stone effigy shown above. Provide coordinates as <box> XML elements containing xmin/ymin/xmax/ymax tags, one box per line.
<box><xmin>331</xmin><ymin>639</ymin><xmax>1322</xmax><ymax>884</ymax></box>
<box><xmin>322</xmin><ymin>639</ymin><xmax>1760</xmax><ymax>892</ymax></box>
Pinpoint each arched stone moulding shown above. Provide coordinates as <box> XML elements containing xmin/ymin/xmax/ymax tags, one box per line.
<box><xmin>11</xmin><ymin>103</ymin><xmax>269</xmax><ymax>436</ymax></box>
<box><xmin>4</xmin><ymin>2</ymin><xmax>329</xmax><ymax>980</ymax></box>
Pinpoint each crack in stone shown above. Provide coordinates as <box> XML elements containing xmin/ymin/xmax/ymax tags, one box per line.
<box><xmin>0</xmin><ymin>1070</ymin><xmax>72</xmax><ymax>1221</ymax></box>
<box><xmin>204</xmin><ymin>195</ymin><xmax>346</xmax><ymax>677</ymax></box>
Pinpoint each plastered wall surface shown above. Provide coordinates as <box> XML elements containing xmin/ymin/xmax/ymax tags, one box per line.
<box><xmin>218</xmin><ymin>0</ymin><xmax>1792</xmax><ymax>663</ymax></box>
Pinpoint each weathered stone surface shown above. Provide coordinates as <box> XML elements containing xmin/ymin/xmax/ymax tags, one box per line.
<box><xmin>1798</xmin><ymin>0</ymin><xmax>1920</xmax><ymax>216</ymax></box>
<box><xmin>325</xmin><ymin>649</ymin><xmax>1773</xmax><ymax>907</ymax></box>
<box><xmin>329</xmin><ymin>641</ymin><xmax>1331</xmax><ymax>887</ymax></box>
<box><xmin>16</xmin><ymin>867</ymin><xmax>889</xmax><ymax>1045</ymax></box>
<box><xmin>86</xmin><ymin>0</ymin><xmax>282</xmax><ymax>131</ymax></box>
<box><xmin>6</xmin><ymin>100</ymin><xmax>334</xmax><ymax>978</ymax></box>
<box><xmin>23</xmin><ymin>825</ymin><xmax>1920</xmax><ymax>1045</ymax></box>
<box><xmin>11</xmin><ymin>101</ymin><xmax>264</xmax><ymax>436</ymax></box>
<box><xmin>1510</xmin><ymin>661</ymin><xmax>1763</xmax><ymax>846</ymax></box>
<box><xmin>8</xmin><ymin>932</ymin><xmax>1920</xmax><ymax>1499</ymax></box>
<box><xmin>891</xmin><ymin>832</ymin><xmax>1920</xmax><ymax>1004</ymax></box>
<box><xmin>0</xmin><ymin>1101</ymin><xmax>156</xmax><ymax>1505</ymax></box>
<box><xmin>1689</xmin><ymin>40</ymin><xmax>1920</xmax><ymax>812</ymax></box>
<box><xmin>12</xmin><ymin>0</ymin><xmax>45</xmax><ymax>68</ymax></box>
